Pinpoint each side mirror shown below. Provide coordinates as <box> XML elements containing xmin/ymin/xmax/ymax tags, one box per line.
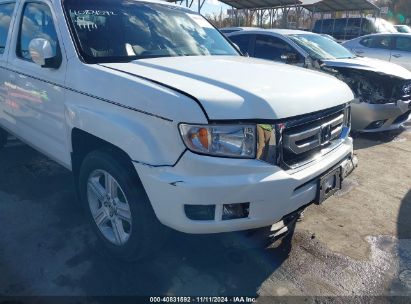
<box><xmin>28</xmin><ymin>38</ymin><xmax>61</xmax><ymax>69</ymax></box>
<box><xmin>232</xmin><ymin>42</ymin><xmax>249</xmax><ymax>56</ymax></box>
<box><xmin>281</xmin><ymin>52</ymin><xmax>298</xmax><ymax>64</ymax></box>
<box><xmin>232</xmin><ymin>43</ymin><xmax>242</xmax><ymax>53</ymax></box>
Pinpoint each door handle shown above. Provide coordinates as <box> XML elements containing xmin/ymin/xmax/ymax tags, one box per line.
<box><xmin>355</xmin><ymin>50</ymin><xmax>364</xmax><ymax>54</ymax></box>
<box><xmin>392</xmin><ymin>54</ymin><xmax>402</xmax><ymax>58</ymax></box>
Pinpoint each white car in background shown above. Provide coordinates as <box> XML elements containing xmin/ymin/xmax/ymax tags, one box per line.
<box><xmin>227</xmin><ymin>29</ymin><xmax>411</xmax><ymax>132</ymax></box>
<box><xmin>394</xmin><ymin>25</ymin><xmax>411</xmax><ymax>33</ymax></box>
<box><xmin>343</xmin><ymin>33</ymin><xmax>411</xmax><ymax>71</ymax></box>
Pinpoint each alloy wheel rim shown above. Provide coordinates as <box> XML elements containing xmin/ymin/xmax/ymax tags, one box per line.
<box><xmin>87</xmin><ymin>169</ymin><xmax>132</xmax><ymax>246</ymax></box>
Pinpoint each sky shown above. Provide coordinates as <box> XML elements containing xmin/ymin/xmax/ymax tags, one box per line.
<box><xmin>199</xmin><ymin>0</ymin><xmax>229</xmax><ymax>15</ymax></box>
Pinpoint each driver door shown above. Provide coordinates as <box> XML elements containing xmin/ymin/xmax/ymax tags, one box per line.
<box><xmin>7</xmin><ymin>0</ymin><xmax>69</xmax><ymax>165</ymax></box>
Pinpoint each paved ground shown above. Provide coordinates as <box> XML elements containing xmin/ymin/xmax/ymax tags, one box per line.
<box><xmin>0</xmin><ymin>123</ymin><xmax>410</xmax><ymax>298</ymax></box>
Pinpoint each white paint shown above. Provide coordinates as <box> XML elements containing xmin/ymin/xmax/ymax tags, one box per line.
<box><xmin>102</xmin><ymin>56</ymin><xmax>354</xmax><ymax>120</ymax></box>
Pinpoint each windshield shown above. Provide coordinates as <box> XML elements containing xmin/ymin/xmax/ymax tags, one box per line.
<box><xmin>63</xmin><ymin>0</ymin><xmax>238</xmax><ymax>63</ymax></box>
<box><xmin>289</xmin><ymin>34</ymin><xmax>355</xmax><ymax>60</ymax></box>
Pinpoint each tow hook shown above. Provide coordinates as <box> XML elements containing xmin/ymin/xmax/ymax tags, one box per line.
<box><xmin>269</xmin><ymin>208</ymin><xmax>304</xmax><ymax>243</ymax></box>
<box><xmin>342</xmin><ymin>155</ymin><xmax>358</xmax><ymax>179</ymax></box>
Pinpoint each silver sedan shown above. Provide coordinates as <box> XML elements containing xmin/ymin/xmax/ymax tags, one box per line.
<box><xmin>343</xmin><ymin>33</ymin><xmax>411</xmax><ymax>71</ymax></box>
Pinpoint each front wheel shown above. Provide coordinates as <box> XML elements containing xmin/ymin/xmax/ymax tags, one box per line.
<box><xmin>0</xmin><ymin>128</ymin><xmax>8</xmax><ymax>149</ymax></box>
<box><xmin>78</xmin><ymin>150</ymin><xmax>165</xmax><ymax>261</ymax></box>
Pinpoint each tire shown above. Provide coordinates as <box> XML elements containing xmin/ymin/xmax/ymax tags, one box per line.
<box><xmin>78</xmin><ymin>149</ymin><xmax>166</xmax><ymax>261</ymax></box>
<box><xmin>0</xmin><ymin>128</ymin><xmax>8</xmax><ymax>149</ymax></box>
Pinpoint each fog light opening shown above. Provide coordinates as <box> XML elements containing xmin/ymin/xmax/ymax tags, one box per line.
<box><xmin>222</xmin><ymin>203</ymin><xmax>250</xmax><ymax>221</ymax></box>
<box><xmin>185</xmin><ymin>205</ymin><xmax>215</xmax><ymax>221</ymax></box>
<box><xmin>365</xmin><ymin>120</ymin><xmax>387</xmax><ymax>130</ymax></box>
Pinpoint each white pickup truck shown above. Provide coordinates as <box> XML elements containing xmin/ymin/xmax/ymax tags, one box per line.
<box><xmin>0</xmin><ymin>0</ymin><xmax>356</xmax><ymax>260</ymax></box>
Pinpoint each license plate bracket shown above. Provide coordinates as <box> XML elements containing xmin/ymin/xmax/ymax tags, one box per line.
<box><xmin>315</xmin><ymin>167</ymin><xmax>342</xmax><ymax>205</ymax></box>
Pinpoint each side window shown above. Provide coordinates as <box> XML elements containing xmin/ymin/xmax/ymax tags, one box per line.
<box><xmin>229</xmin><ymin>34</ymin><xmax>251</xmax><ymax>54</ymax></box>
<box><xmin>394</xmin><ymin>37</ymin><xmax>411</xmax><ymax>52</ymax></box>
<box><xmin>346</xmin><ymin>19</ymin><xmax>361</xmax><ymax>38</ymax></box>
<box><xmin>0</xmin><ymin>3</ymin><xmax>15</xmax><ymax>54</ymax></box>
<box><xmin>17</xmin><ymin>2</ymin><xmax>60</xmax><ymax>62</ymax></box>
<box><xmin>334</xmin><ymin>19</ymin><xmax>346</xmax><ymax>35</ymax></box>
<box><xmin>362</xmin><ymin>36</ymin><xmax>391</xmax><ymax>49</ymax></box>
<box><xmin>332</xmin><ymin>19</ymin><xmax>346</xmax><ymax>39</ymax></box>
<box><xmin>313</xmin><ymin>21</ymin><xmax>321</xmax><ymax>33</ymax></box>
<box><xmin>359</xmin><ymin>37</ymin><xmax>372</xmax><ymax>47</ymax></box>
<box><xmin>254</xmin><ymin>35</ymin><xmax>295</xmax><ymax>62</ymax></box>
<box><xmin>314</xmin><ymin>19</ymin><xmax>332</xmax><ymax>34</ymax></box>
<box><xmin>320</xmin><ymin>20</ymin><xmax>332</xmax><ymax>34</ymax></box>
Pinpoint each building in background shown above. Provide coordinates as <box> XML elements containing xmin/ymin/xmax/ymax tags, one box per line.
<box><xmin>167</xmin><ymin>0</ymin><xmax>408</xmax><ymax>29</ymax></box>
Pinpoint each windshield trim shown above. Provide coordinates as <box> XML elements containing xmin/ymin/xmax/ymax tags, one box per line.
<box><xmin>61</xmin><ymin>0</ymin><xmax>241</xmax><ymax>64</ymax></box>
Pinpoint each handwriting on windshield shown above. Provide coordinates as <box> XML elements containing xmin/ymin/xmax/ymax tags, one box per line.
<box><xmin>70</xmin><ymin>9</ymin><xmax>116</xmax><ymax>16</ymax></box>
<box><xmin>75</xmin><ymin>17</ymin><xmax>97</xmax><ymax>30</ymax></box>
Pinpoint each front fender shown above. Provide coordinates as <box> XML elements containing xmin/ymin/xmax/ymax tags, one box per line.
<box><xmin>64</xmin><ymin>98</ymin><xmax>186</xmax><ymax>167</ymax></box>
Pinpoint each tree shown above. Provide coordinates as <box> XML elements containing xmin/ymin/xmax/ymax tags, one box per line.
<box><xmin>374</xmin><ymin>0</ymin><xmax>411</xmax><ymax>24</ymax></box>
<box><xmin>394</xmin><ymin>0</ymin><xmax>411</xmax><ymax>24</ymax></box>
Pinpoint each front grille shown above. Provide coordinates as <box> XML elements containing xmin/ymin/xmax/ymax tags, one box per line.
<box><xmin>278</xmin><ymin>105</ymin><xmax>350</xmax><ymax>170</ymax></box>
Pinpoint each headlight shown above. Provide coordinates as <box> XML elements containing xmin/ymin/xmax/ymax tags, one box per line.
<box><xmin>179</xmin><ymin>124</ymin><xmax>256</xmax><ymax>158</ymax></box>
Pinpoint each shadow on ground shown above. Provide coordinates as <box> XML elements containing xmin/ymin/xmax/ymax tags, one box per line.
<box><xmin>353</xmin><ymin>126</ymin><xmax>409</xmax><ymax>151</ymax></box>
<box><xmin>0</xmin><ymin>141</ymin><xmax>295</xmax><ymax>296</ymax></box>
<box><xmin>398</xmin><ymin>191</ymin><xmax>411</xmax><ymax>240</ymax></box>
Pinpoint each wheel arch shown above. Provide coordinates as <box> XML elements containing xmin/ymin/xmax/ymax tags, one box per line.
<box><xmin>71</xmin><ymin>128</ymin><xmax>135</xmax><ymax>179</ymax></box>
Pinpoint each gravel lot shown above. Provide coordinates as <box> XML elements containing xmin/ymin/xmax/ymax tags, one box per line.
<box><xmin>0</xmin><ymin>123</ymin><xmax>410</xmax><ymax>297</ymax></box>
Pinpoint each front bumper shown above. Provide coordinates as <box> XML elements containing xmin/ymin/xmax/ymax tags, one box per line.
<box><xmin>135</xmin><ymin>137</ymin><xmax>355</xmax><ymax>234</ymax></box>
<box><xmin>352</xmin><ymin>99</ymin><xmax>411</xmax><ymax>132</ymax></box>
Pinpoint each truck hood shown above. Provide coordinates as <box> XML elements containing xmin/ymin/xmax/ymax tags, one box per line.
<box><xmin>322</xmin><ymin>57</ymin><xmax>411</xmax><ymax>80</ymax></box>
<box><xmin>102</xmin><ymin>56</ymin><xmax>353</xmax><ymax>120</ymax></box>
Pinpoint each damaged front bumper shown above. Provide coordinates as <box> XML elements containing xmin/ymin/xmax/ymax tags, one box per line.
<box><xmin>134</xmin><ymin>137</ymin><xmax>355</xmax><ymax>234</ymax></box>
<box><xmin>351</xmin><ymin>98</ymin><xmax>411</xmax><ymax>132</ymax></box>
